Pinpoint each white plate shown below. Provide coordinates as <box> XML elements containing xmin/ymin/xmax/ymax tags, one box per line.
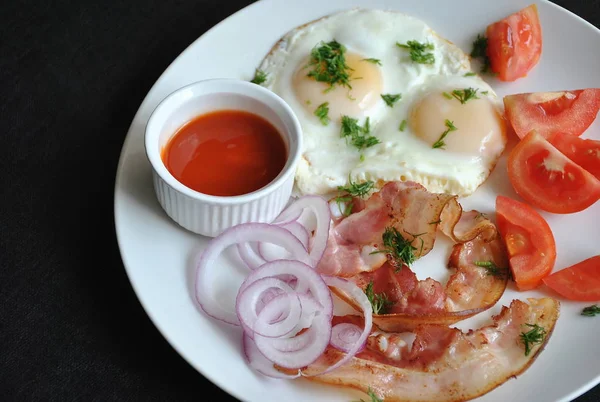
<box><xmin>114</xmin><ymin>1</ymin><xmax>600</xmax><ymax>401</ymax></box>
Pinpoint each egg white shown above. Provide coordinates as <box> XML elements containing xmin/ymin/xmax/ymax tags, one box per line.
<box><xmin>258</xmin><ymin>8</ymin><xmax>506</xmax><ymax>197</ymax></box>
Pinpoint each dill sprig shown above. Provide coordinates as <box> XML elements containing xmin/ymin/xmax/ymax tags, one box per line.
<box><xmin>250</xmin><ymin>69</ymin><xmax>267</xmax><ymax>85</ymax></box>
<box><xmin>520</xmin><ymin>323</ymin><xmax>547</xmax><ymax>356</ymax></box>
<box><xmin>314</xmin><ymin>102</ymin><xmax>330</xmax><ymax>125</ymax></box>
<box><xmin>340</xmin><ymin>115</ymin><xmax>380</xmax><ymax>150</ymax></box>
<box><xmin>381</xmin><ymin>93</ymin><xmax>402</xmax><ymax>107</ymax></box>
<box><xmin>362</xmin><ymin>58</ymin><xmax>382</xmax><ymax>66</ymax></box>
<box><xmin>370</xmin><ymin>227</ymin><xmax>424</xmax><ymax>268</ymax></box>
<box><xmin>365</xmin><ymin>281</ymin><xmax>394</xmax><ymax>315</ymax></box>
<box><xmin>471</xmin><ymin>34</ymin><xmax>493</xmax><ymax>73</ymax></box>
<box><xmin>399</xmin><ymin>119</ymin><xmax>407</xmax><ymax>132</ymax></box>
<box><xmin>306</xmin><ymin>40</ymin><xmax>352</xmax><ymax>92</ymax></box>
<box><xmin>474</xmin><ymin>260</ymin><xmax>506</xmax><ymax>278</ymax></box>
<box><xmin>582</xmin><ymin>305</ymin><xmax>600</xmax><ymax>317</ymax></box>
<box><xmin>354</xmin><ymin>387</ymin><xmax>384</xmax><ymax>402</ymax></box>
<box><xmin>397</xmin><ymin>40</ymin><xmax>435</xmax><ymax>65</ymax></box>
<box><xmin>432</xmin><ymin>119</ymin><xmax>457</xmax><ymax>149</ymax></box>
<box><xmin>451</xmin><ymin>88</ymin><xmax>479</xmax><ymax>104</ymax></box>
<box><xmin>334</xmin><ymin>177</ymin><xmax>374</xmax><ymax>217</ymax></box>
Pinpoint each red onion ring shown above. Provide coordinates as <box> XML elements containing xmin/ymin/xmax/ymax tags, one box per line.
<box><xmin>330</xmin><ymin>323</ymin><xmax>365</xmax><ymax>353</ymax></box>
<box><xmin>243</xmin><ymin>334</ymin><xmax>300</xmax><ymax>379</ymax></box>
<box><xmin>236</xmin><ymin>278</ymin><xmax>301</xmax><ymax>338</ymax></box>
<box><xmin>195</xmin><ymin>223</ymin><xmax>310</xmax><ymax>325</ymax></box>
<box><xmin>254</xmin><ymin>311</ymin><xmax>332</xmax><ymax>369</ymax></box>
<box><xmin>314</xmin><ymin>276</ymin><xmax>372</xmax><ymax>376</ymax></box>
<box><xmin>237</xmin><ymin>242</ymin><xmax>265</xmax><ymax>270</ymax></box>
<box><xmin>238</xmin><ymin>260</ymin><xmax>333</xmax><ymax>313</ymax></box>
<box><xmin>271</xmin><ymin>195</ymin><xmax>331</xmax><ymax>266</ymax></box>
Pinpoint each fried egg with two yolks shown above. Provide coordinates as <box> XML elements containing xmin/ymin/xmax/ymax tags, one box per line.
<box><xmin>257</xmin><ymin>8</ymin><xmax>507</xmax><ymax>197</ymax></box>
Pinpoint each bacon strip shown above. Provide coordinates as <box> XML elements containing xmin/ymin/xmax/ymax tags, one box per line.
<box><xmin>317</xmin><ymin>181</ymin><xmax>500</xmax><ymax>278</ymax></box>
<box><xmin>290</xmin><ymin>298</ymin><xmax>560</xmax><ymax>402</ymax></box>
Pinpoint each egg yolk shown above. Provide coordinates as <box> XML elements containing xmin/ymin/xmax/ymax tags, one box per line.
<box><xmin>293</xmin><ymin>53</ymin><xmax>383</xmax><ymax>120</ymax></box>
<box><xmin>410</xmin><ymin>93</ymin><xmax>506</xmax><ymax>156</ymax></box>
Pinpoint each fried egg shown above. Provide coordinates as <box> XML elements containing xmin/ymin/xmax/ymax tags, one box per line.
<box><xmin>257</xmin><ymin>8</ymin><xmax>507</xmax><ymax>196</ymax></box>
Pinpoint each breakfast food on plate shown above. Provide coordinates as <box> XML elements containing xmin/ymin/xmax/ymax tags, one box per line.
<box><xmin>543</xmin><ymin>255</ymin><xmax>600</xmax><ymax>301</ymax></box>
<box><xmin>495</xmin><ymin>195</ymin><xmax>556</xmax><ymax>291</ymax></box>
<box><xmin>316</xmin><ymin>181</ymin><xmax>508</xmax><ymax>331</ymax></box>
<box><xmin>185</xmin><ymin>5</ymin><xmax>600</xmax><ymax>402</ymax></box>
<box><xmin>503</xmin><ymin>89</ymin><xmax>600</xmax><ymax>139</ymax></box>
<box><xmin>483</xmin><ymin>4</ymin><xmax>542</xmax><ymax>81</ymax></box>
<box><xmin>194</xmin><ymin>182</ymin><xmax>560</xmax><ymax>401</ymax></box>
<box><xmin>506</xmin><ymin>130</ymin><xmax>600</xmax><ymax>214</ymax></box>
<box><xmin>254</xmin><ymin>8</ymin><xmax>507</xmax><ymax>197</ymax></box>
<box><xmin>295</xmin><ymin>298</ymin><xmax>559</xmax><ymax>402</ymax></box>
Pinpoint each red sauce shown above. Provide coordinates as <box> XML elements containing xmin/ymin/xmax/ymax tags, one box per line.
<box><xmin>162</xmin><ymin>110</ymin><xmax>287</xmax><ymax>196</ymax></box>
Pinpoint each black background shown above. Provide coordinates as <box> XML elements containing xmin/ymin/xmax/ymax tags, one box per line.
<box><xmin>1</xmin><ymin>0</ymin><xmax>599</xmax><ymax>401</ymax></box>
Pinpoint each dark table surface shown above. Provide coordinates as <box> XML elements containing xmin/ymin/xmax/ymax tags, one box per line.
<box><xmin>1</xmin><ymin>0</ymin><xmax>599</xmax><ymax>401</ymax></box>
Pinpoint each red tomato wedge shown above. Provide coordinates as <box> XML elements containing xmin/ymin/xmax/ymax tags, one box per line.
<box><xmin>549</xmin><ymin>132</ymin><xmax>600</xmax><ymax>180</ymax></box>
<box><xmin>507</xmin><ymin>131</ymin><xmax>600</xmax><ymax>214</ymax></box>
<box><xmin>486</xmin><ymin>4</ymin><xmax>542</xmax><ymax>82</ymax></box>
<box><xmin>504</xmin><ymin>89</ymin><xmax>600</xmax><ymax>139</ymax></box>
<box><xmin>496</xmin><ymin>195</ymin><xmax>556</xmax><ymax>291</ymax></box>
<box><xmin>543</xmin><ymin>255</ymin><xmax>600</xmax><ymax>301</ymax></box>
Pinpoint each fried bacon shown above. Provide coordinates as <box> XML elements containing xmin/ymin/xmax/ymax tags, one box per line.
<box><xmin>288</xmin><ymin>298</ymin><xmax>560</xmax><ymax>402</ymax></box>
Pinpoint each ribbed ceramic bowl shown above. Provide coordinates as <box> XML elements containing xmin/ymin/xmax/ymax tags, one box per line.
<box><xmin>144</xmin><ymin>78</ymin><xmax>303</xmax><ymax>237</ymax></box>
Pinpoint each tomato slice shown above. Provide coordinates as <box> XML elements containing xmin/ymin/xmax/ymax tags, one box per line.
<box><xmin>507</xmin><ymin>130</ymin><xmax>600</xmax><ymax>213</ymax></box>
<box><xmin>496</xmin><ymin>195</ymin><xmax>556</xmax><ymax>291</ymax></box>
<box><xmin>542</xmin><ymin>255</ymin><xmax>600</xmax><ymax>301</ymax></box>
<box><xmin>548</xmin><ymin>132</ymin><xmax>600</xmax><ymax>180</ymax></box>
<box><xmin>486</xmin><ymin>4</ymin><xmax>542</xmax><ymax>82</ymax></box>
<box><xmin>504</xmin><ymin>89</ymin><xmax>600</xmax><ymax>139</ymax></box>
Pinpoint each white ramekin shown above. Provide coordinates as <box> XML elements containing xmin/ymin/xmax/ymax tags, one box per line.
<box><xmin>144</xmin><ymin>78</ymin><xmax>303</xmax><ymax>237</ymax></box>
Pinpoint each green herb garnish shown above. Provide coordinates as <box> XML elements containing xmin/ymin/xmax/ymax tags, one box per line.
<box><xmin>334</xmin><ymin>177</ymin><xmax>374</xmax><ymax>216</ymax></box>
<box><xmin>474</xmin><ymin>261</ymin><xmax>506</xmax><ymax>278</ymax></box>
<box><xmin>464</xmin><ymin>72</ymin><xmax>476</xmax><ymax>77</ymax></box>
<box><xmin>481</xmin><ymin>90</ymin><xmax>489</xmax><ymax>95</ymax></box>
<box><xmin>582</xmin><ymin>305</ymin><xmax>600</xmax><ymax>317</ymax></box>
<box><xmin>354</xmin><ymin>387</ymin><xmax>384</xmax><ymax>402</ymax></box>
<box><xmin>314</xmin><ymin>102</ymin><xmax>330</xmax><ymax>125</ymax></box>
<box><xmin>370</xmin><ymin>227</ymin><xmax>424</xmax><ymax>268</ymax></box>
<box><xmin>362</xmin><ymin>58</ymin><xmax>382</xmax><ymax>66</ymax></box>
<box><xmin>365</xmin><ymin>281</ymin><xmax>394</xmax><ymax>315</ymax></box>
<box><xmin>520</xmin><ymin>323</ymin><xmax>547</xmax><ymax>356</ymax></box>
<box><xmin>471</xmin><ymin>34</ymin><xmax>492</xmax><ymax>73</ymax></box>
<box><xmin>306</xmin><ymin>40</ymin><xmax>352</xmax><ymax>92</ymax></box>
<box><xmin>337</xmin><ymin>177</ymin><xmax>375</xmax><ymax>197</ymax></box>
<box><xmin>442</xmin><ymin>92</ymin><xmax>453</xmax><ymax>99</ymax></box>
<box><xmin>381</xmin><ymin>93</ymin><xmax>402</xmax><ymax>107</ymax></box>
<box><xmin>250</xmin><ymin>69</ymin><xmax>267</xmax><ymax>85</ymax></box>
<box><xmin>399</xmin><ymin>119</ymin><xmax>407</xmax><ymax>132</ymax></box>
<box><xmin>397</xmin><ymin>40</ymin><xmax>435</xmax><ymax>64</ymax></box>
<box><xmin>451</xmin><ymin>88</ymin><xmax>479</xmax><ymax>104</ymax></box>
<box><xmin>340</xmin><ymin>115</ymin><xmax>380</xmax><ymax>150</ymax></box>
<box><xmin>432</xmin><ymin>119</ymin><xmax>457</xmax><ymax>149</ymax></box>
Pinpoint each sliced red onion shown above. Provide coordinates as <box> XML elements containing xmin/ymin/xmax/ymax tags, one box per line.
<box><xmin>309</xmin><ymin>276</ymin><xmax>373</xmax><ymax>376</ymax></box>
<box><xmin>243</xmin><ymin>334</ymin><xmax>300</xmax><ymax>379</ymax></box>
<box><xmin>281</xmin><ymin>221</ymin><xmax>310</xmax><ymax>249</ymax></box>
<box><xmin>254</xmin><ymin>312</ymin><xmax>332</xmax><ymax>369</ymax></box>
<box><xmin>195</xmin><ymin>223</ymin><xmax>310</xmax><ymax>325</ymax></box>
<box><xmin>272</xmin><ymin>195</ymin><xmax>331</xmax><ymax>266</ymax></box>
<box><xmin>330</xmin><ymin>323</ymin><xmax>365</xmax><ymax>353</ymax></box>
<box><xmin>236</xmin><ymin>278</ymin><xmax>300</xmax><ymax>338</ymax></box>
<box><xmin>237</xmin><ymin>242</ymin><xmax>266</xmax><ymax>270</ymax></box>
<box><xmin>238</xmin><ymin>260</ymin><xmax>333</xmax><ymax>315</ymax></box>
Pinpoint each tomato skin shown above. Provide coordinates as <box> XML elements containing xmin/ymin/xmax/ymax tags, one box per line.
<box><xmin>548</xmin><ymin>133</ymin><xmax>600</xmax><ymax>180</ymax></box>
<box><xmin>486</xmin><ymin>4</ymin><xmax>542</xmax><ymax>82</ymax></box>
<box><xmin>504</xmin><ymin>89</ymin><xmax>600</xmax><ymax>139</ymax></box>
<box><xmin>496</xmin><ymin>195</ymin><xmax>556</xmax><ymax>291</ymax></box>
<box><xmin>507</xmin><ymin>131</ymin><xmax>600</xmax><ymax>214</ymax></box>
<box><xmin>543</xmin><ymin>256</ymin><xmax>600</xmax><ymax>301</ymax></box>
